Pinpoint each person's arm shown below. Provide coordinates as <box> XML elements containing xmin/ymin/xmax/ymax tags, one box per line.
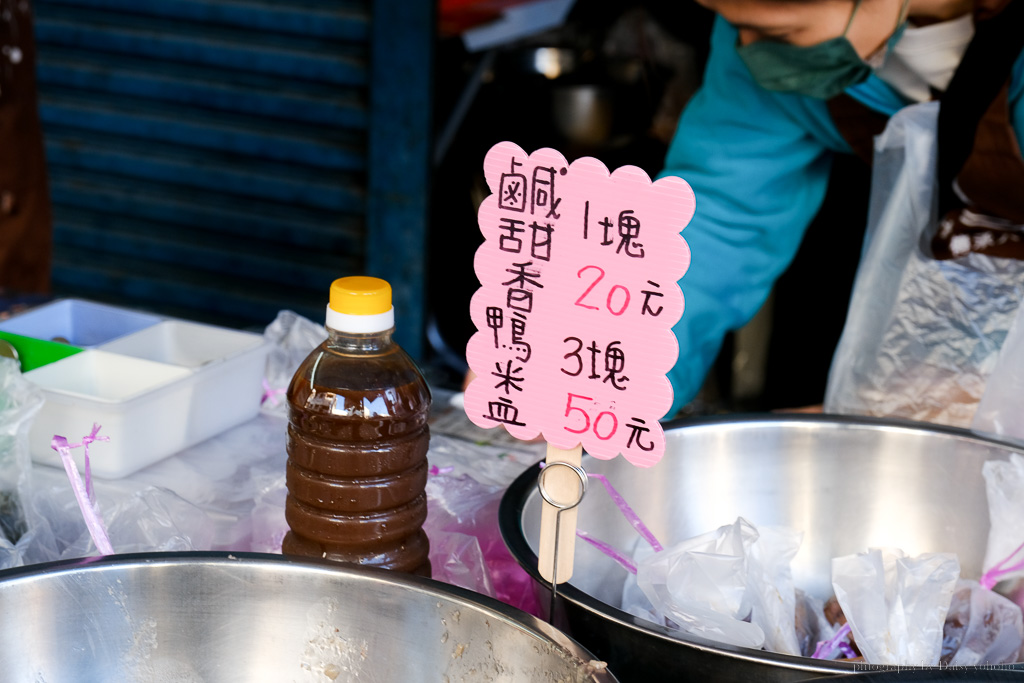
<box><xmin>662</xmin><ymin>18</ymin><xmax>847</xmax><ymax>415</ymax></box>
<box><xmin>1011</xmin><ymin>49</ymin><xmax>1024</xmax><ymax>153</ymax></box>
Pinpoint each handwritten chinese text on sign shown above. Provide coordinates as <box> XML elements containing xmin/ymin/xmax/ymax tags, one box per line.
<box><xmin>465</xmin><ymin>142</ymin><xmax>693</xmax><ymax>467</ymax></box>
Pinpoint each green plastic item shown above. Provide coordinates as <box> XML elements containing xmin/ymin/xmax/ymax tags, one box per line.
<box><xmin>0</xmin><ymin>330</ymin><xmax>83</xmax><ymax>372</ymax></box>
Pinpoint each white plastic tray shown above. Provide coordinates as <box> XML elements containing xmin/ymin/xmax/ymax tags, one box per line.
<box><xmin>15</xmin><ymin>302</ymin><xmax>271</xmax><ymax>479</ymax></box>
<box><xmin>100</xmin><ymin>320</ymin><xmax>269</xmax><ymax>448</ymax></box>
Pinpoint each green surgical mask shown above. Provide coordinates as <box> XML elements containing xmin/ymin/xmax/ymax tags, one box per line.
<box><xmin>737</xmin><ymin>0</ymin><xmax>900</xmax><ymax>100</ymax></box>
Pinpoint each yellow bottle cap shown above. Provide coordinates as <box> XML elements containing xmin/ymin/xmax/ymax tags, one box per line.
<box><xmin>329</xmin><ymin>276</ymin><xmax>392</xmax><ymax>316</ymax></box>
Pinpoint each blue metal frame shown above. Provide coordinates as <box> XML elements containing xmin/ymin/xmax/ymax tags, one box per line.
<box><xmin>34</xmin><ymin>0</ymin><xmax>434</xmax><ymax>354</ymax></box>
<box><xmin>366</xmin><ymin>0</ymin><xmax>434</xmax><ymax>359</ymax></box>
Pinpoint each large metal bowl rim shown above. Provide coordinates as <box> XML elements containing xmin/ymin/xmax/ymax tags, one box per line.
<box><xmin>0</xmin><ymin>551</ymin><xmax>619</xmax><ymax>681</ymax></box>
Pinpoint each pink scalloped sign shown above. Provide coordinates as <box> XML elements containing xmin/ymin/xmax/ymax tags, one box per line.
<box><xmin>464</xmin><ymin>142</ymin><xmax>694</xmax><ymax>467</ymax></box>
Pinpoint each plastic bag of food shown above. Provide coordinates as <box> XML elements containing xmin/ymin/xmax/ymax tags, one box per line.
<box><xmin>795</xmin><ymin>589</ymin><xmax>838</xmax><ymax>658</ymax></box>
<box><xmin>746</xmin><ymin>524</ymin><xmax>804</xmax><ymax>655</ymax></box>
<box><xmin>831</xmin><ymin>547</ymin><xmax>960</xmax><ymax>666</ymax></box>
<box><xmin>980</xmin><ymin>454</ymin><xmax>1024</xmax><ymax>586</ymax></box>
<box><xmin>632</xmin><ymin>517</ymin><xmax>803</xmax><ymax>653</ymax></box>
<box><xmin>941</xmin><ymin>579</ymin><xmax>1023</xmax><ymax>666</ymax></box>
<box><xmin>816</xmin><ymin>595</ymin><xmax>862</xmax><ymax>660</ymax></box>
<box><xmin>634</xmin><ymin>520</ymin><xmax>765</xmax><ymax>649</ymax></box>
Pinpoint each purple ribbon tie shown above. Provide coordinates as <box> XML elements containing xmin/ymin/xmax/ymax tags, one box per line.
<box><xmin>812</xmin><ymin>622</ymin><xmax>853</xmax><ymax>660</ymax></box>
<box><xmin>51</xmin><ymin>424</ymin><xmax>113</xmax><ymax>556</ymax></box>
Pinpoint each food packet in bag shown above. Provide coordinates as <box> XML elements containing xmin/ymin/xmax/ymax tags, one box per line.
<box><xmin>747</xmin><ymin>524</ymin><xmax>804</xmax><ymax>655</ymax></box>
<box><xmin>832</xmin><ymin>547</ymin><xmax>960</xmax><ymax>666</ymax></box>
<box><xmin>633</xmin><ymin>517</ymin><xmax>803</xmax><ymax>654</ymax></box>
<box><xmin>941</xmin><ymin>579</ymin><xmax>1023</xmax><ymax>666</ymax></box>
<box><xmin>795</xmin><ymin>589</ymin><xmax>838</xmax><ymax>658</ymax></box>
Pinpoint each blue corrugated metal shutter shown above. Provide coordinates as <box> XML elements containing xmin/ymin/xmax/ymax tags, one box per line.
<box><xmin>32</xmin><ymin>0</ymin><xmax>431</xmax><ymax>355</ymax></box>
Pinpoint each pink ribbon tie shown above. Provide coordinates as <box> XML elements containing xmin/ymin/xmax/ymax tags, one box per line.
<box><xmin>577</xmin><ymin>530</ymin><xmax>638</xmax><ymax>574</ymax></box>
<box><xmin>261</xmin><ymin>379</ymin><xmax>286</xmax><ymax>407</ymax></box>
<box><xmin>585</xmin><ymin>471</ymin><xmax>663</xmax><ymax>552</ymax></box>
<box><xmin>981</xmin><ymin>538</ymin><xmax>1024</xmax><ymax>590</ymax></box>
<box><xmin>537</xmin><ymin>463</ymin><xmax>663</xmax><ymax>571</ymax></box>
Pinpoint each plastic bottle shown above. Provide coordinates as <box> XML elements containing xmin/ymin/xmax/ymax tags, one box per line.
<box><xmin>282</xmin><ymin>276</ymin><xmax>432</xmax><ymax>575</ymax></box>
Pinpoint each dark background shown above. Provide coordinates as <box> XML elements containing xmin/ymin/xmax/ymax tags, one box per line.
<box><xmin>5</xmin><ymin>0</ymin><xmax>873</xmax><ymax>415</ymax></box>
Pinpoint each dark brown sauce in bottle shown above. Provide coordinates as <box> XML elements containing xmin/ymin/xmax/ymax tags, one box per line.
<box><xmin>282</xmin><ymin>322</ymin><xmax>432</xmax><ymax>576</ymax></box>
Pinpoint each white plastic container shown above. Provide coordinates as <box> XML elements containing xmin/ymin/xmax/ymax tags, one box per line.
<box><xmin>0</xmin><ymin>299</ymin><xmax>161</xmax><ymax>347</ymax></box>
<box><xmin>15</xmin><ymin>308</ymin><xmax>272</xmax><ymax>479</ymax></box>
<box><xmin>26</xmin><ymin>350</ymin><xmax>194</xmax><ymax>478</ymax></box>
<box><xmin>99</xmin><ymin>320</ymin><xmax>270</xmax><ymax>448</ymax></box>
<box><xmin>98</xmin><ymin>320</ymin><xmax>262</xmax><ymax>368</ymax></box>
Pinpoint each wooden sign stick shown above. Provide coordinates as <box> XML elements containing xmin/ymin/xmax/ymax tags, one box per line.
<box><xmin>538</xmin><ymin>442</ymin><xmax>584</xmax><ymax>584</ymax></box>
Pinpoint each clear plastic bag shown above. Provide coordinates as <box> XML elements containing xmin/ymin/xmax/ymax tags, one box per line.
<box><xmin>259</xmin><ymin>310</ymin><xmax>326</xmax><ymax>418</ymax></box>
<box><xmin>417</xmin><ymin>420</ymin><xmax>544</xmax><ymax>614</ymax></box>
<box><xmin>974</xmin><ymin>305</ymin><xmax>1024</xmax><ymax>440</ymax></box>
<box><xmin>250</xmin><ymin>474</ymin><xmax>288</xmax><ymax>554</ymax></box>
<box><xmin>941</xmin><ymin>579</ymin><xmax>1023</xmax><ymax>666</ymax></box>
<box><xmin>630</xmin><ymin>517</ymin><xmax>803</xmax><ymax>653</ymax></box>
<box><xmin>980</xmin><ymin>453</ymin><xmax>1024</xmax><ymax>586</ymax></box>
<box><xmin>636</xmin><ymin>518</ymin><xmax>760</xmax><ymax>648</ymax></box>
<box><xmin>0</xmin><ymin>357</ymin><xmax>45</xmax><ymax>568</ymax></box>
<box><xmin>825</xmin><ymin>101</ymin><xmax>1024</xmax><ymax>427</ymax></box>
<box><xmin>747</xmin><ymin>524</ymin><xmax>804</xmax><ymax>655</ymax></box>
<box><xmin>831</xmin><ymin>547</ymin><xmax>960</xmax><ymax>666</ymax></box>
<box><xmin>238</xmin><ymin>427</ymin><xmax>545</xmax><ymax>616</ymax></box>
<box><xmin>55</xmin><ymin>487</ymin><xmax>214</xmax><ymax>558</ymax></box>
<box><xmin>425</xmin><ymin>474</ymin><xmax>500</xmax><ymax>599</ymax></box>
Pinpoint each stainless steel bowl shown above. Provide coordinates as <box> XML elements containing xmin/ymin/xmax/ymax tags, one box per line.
<box><xmin>499</xmin><ymin>414</ymin><xmax>1024</xmax><ymax>682</ymax></box>
<box><xmin>0</xmin><ymin>552</ymin><xmax>618</xmax><ymax>682</ymax></box>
